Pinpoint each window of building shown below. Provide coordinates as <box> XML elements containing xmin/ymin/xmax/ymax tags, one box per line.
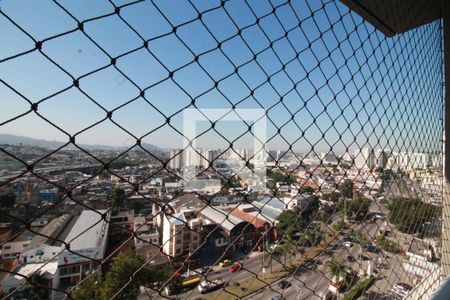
<box><xmin>60</xmin><ymin>266</ymin><xmax>69</xmax><ymax>276</ymax></box>
<box><xmin>60</xmin><ymin>277</ymin><xmax>72</xmax><ymax>288</ymax></box>
<box><xmin>60</xmin><ymin>265</ymin><xmax>81</xmax><ymax>276</ymax></box>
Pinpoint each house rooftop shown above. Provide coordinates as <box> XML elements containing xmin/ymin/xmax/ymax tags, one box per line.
<box><xmin>226</xmin><ymin>208</ymin><xmax>270</xmax><ymax>229</ymax></box>
<box><xmin>64</xmin><ymin>210</ymin><xmax>109</xmax><ymax>250</ymax></box>
<box><xmin>167</xmin><ymin>212</ymin><xmax>186</xmax><ymax>226</ymax></box>
<box><xmin>407</xmin><ymin>237</ymin><xmax>433</xmax><ymax>257</ymax></box>
<box><xmin>10</xmin><ymin>261</ymin><xmax>58</xmax><ymax>280</ymax></box>
<box><xmin>22</xmin><ymin>214</ymin><xmax>73</xmax><ymax>252</ymax></box>
<box><xmin>169</xmin><ymin>193</ymin><xmax>204</xmax><ymax>211</ymax></box>
<box><xmin>198</xmin><ymin>206</ymin><xmax>245</xmax><ymax>234</ymax></box>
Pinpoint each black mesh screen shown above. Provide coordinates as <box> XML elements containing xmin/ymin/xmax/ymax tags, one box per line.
<box><xmin>0</xmin><ymin>0</ymin><xmax>443</xmax><ymax>300</ymax></box>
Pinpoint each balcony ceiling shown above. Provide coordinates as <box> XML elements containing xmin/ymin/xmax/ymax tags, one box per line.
<box><xmin>340</xmin><ymin>0</ymin><xmax>441</xmax><ymax>37</ymax></box>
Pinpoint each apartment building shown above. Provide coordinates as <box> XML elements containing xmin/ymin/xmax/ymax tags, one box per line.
<box><xmin>160</xmin><ymin>210</ymin><xmax>202</xmax><ymax>258</ymax></box>
<box><xmin>57</xmin><ymin>210</ymin><xmax>109</xmax><ymax>290</ymax></box>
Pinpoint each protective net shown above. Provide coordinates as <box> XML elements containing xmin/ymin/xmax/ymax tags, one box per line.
<box><xmin>0</xmin><ymin>0</ymin><xmax>444</xmax><ymax>299</ymax></box>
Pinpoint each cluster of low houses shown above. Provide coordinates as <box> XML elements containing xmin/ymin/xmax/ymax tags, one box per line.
<box><xmin>0</xmin><ymin>192</ymin><xmax>318</xmax><ymax>299</ymax></box>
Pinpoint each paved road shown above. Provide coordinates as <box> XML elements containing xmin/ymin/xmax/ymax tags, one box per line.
<box><xmin>244</xmin><ymin>220</ymin><xmax>413</xmax><ymax>300</ymax></box>
<box><xmin>137</xmin><ymin>211</ymin><xmax>414</xmax><ymax>299</ymax></box>
<box><xmin>138</xmin><ymin>252</ymin><xmax>268</xmax><ymax>299</ymax></box>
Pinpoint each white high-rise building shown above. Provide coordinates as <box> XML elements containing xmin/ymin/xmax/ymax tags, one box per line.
<box><xmin>408</xmin><ymin>153</ymin><xmax>430</xmax><ymax>170</ymax></box>
<box><xmin>354</xmin><ymin>148</ymin><xmax>376</xmax><ymax>170</ymax></box>
<box><xmin>396</xmin><ymin>152</ymin><xmax>430</xmax><ymax>170</ymax></box>
<box><xmin>268</xmin><ymin>150</ymin><xmax>280</xmax><ymax>162</ymax></box>
<box><xmin>375</xmin><ymin>149</ymin><xmax>390</xmax><ymax>169</ymax></box>
<box><xmin>168</xmin><ymin>149</ymin><xmax>184</xmax><ymax>170</ymax></box>
<box><xmin>183</xmin><ymin>148</ymin><xmax>201</xmax><ymax>168</ymax></box>
<box><xmin>199</xmin><ymin>149</ymin><xmax>215</xmax><ymax>169</ymax></box>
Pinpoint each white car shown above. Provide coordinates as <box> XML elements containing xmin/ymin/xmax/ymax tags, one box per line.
<box><xmin>344</xmin><ymin>241</ymin><xmax>353</xmax><ymax>248</ymax></box>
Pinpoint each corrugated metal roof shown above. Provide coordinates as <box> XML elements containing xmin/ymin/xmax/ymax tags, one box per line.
<box><xmin>22</xmin><ymin>214</ymin><xmax>72</xmax><ymax>252</ymax></box>
<box><xmin>199</xmin><ymin>206</ymin><xmax>245</xmax><ymax>233</ymax></box>
<box><xmin>64</xmin><ymin>210</ymin><xmax>108</xmax><ymax>250</ymax></box>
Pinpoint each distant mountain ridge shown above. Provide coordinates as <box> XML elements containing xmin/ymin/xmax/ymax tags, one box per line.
<box><xmin>0</xmin><ymin>134</ymin><xmax>165</xmax><ymax>153</ymax></box>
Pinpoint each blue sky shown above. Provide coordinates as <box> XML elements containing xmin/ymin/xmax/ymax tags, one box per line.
<box><xmin>0</xmin><ymin>0</ymin><xmax>443</xmax><ymax>153</ymax></box>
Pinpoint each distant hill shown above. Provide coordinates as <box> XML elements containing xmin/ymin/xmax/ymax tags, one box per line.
<box><xmin>0</xmin><ymin>134</ymin><xmax>166</xmax><ymax>154</ymax></box>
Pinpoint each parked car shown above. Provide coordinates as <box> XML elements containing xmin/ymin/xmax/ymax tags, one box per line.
<box><xmin>219</xmin><ymin>259</ymin><xmax>232</xmax><ymax>267</ymax></box>
<box><xmin>230</xmin><ymin>263</ymin><xmax>242</xmax><ymax>273</ymax></box>
<box><xmin>278</xmin><ymin>280</ymin><xmax>291</xmax><ymax>289</ymax></box>
<box><xmin>375</xmin><ymin>213</ymin><xmax>385</xmax><ymax>220</ymax></box>
<box><xmin>366</xmin><ymin>245</ymin><xmax>381</xmax><ymax>253</ymax></box>
<box><xmin>389</xmin><ymin>282</ymin><xmax>413</xmax><ymax>299</ymax></box>
<box><xmin>393</xmin><ymin>283</ymin><xmax>413</xmax><ymax>291</ymax></box>
<box><xmin>343</xmin><ymin>236</ymin><xmax>353</xmax><ymax>242</ymax></box>
<box><xmin>344</xmin><ymin>241</ymin><xmax>353</xmax><ymax>248</ymax></box>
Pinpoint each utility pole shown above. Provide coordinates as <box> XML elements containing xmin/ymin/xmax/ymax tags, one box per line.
<box><xmin>262</xmin><ymin>229</ymin><xmax>266</xmax><ymax>278</ymax></box>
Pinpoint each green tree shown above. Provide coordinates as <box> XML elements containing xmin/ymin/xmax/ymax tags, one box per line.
<box><xmin>281</xmin><ymin>241</ymin><xmax>295</xmax><ymax>264</ymax></box>
<box><xmin>100</xmin><ymin>251</ymin><xmax>147</xmax><ymax>300</ymax></box>
<box><xmin>327</xmin><ymin>256</ymin><xmax>346</xmax><ymax>275</ymax></box>
<box><xmin>338</xmin><ymin>195</ymin><xmax>371</xmax><ymax>219</ymax></box>
<box><xmin>376</xmin><ymin>236</ymin><xmax>401</xmax><ymax>254</ymax></box>
<box><xmin>276</xmin><ymin>207</ymin><xmax>304</xmax><ymax>239</ymax></box>
<box><xmin>388</xmin><ymin>197</ymin><xmax>440</xmax><ymax>233</ymax></box>
<box><xmin>331</xmin><ymin>191</ymin><xmax>341</xmax><ymax>202</ymax></box>
<box><xmin>73</xmin><ymin>274</ymin><xmax>103</xmax><ymax>300</ymax></box>
<box><xmin>0</xmin><ymin>190</ymin><xmax>15</xmax><ymax>208</ymax></box>
<box><xmin>73</xmin><ymin>251</ymin><xmax>172</xmax><ymax>300</ymax></box>
<box><xmin>300</xmin><ymin>223</ymin><xmax>324</xmax><ymax>247</ymax></box>
<box><xmin>324</xmin><ymin>191</ymin><xmax>341</xmax><ymax>203</ymax></box>
<box><xmin>352</xmin><ymin>230</ymin><xmax>371</xmax><ymax>247</ymax></box>
<box><xmin>328</xmin><ymin>257</ymin><xmax>354</xmax><ymax>288</ymax></box>
<box><xmin>142</xmin><ymin>263</ymin><xmax>174</xmax><ymax>287</ymax></box>
<box><xmin>267</xmin><ymin>170</ymin><xmax>295</xmax><ymax>190</ymax></box>
<box><xmin>22</xmin><ymin>272</ymin><xmax>50</xmax><ymax>300</ymax></box>
<box><xmin>333</xmin><ymin>220</ymin><xmax>347</xmax><ymax>232</ymax></box>
<box><xmin>338</xmin><ymin>180</ymin><xmax>353</xmax><ymax>199</ymax></box>
<box><xmin>343</xmin><ymin>277</ymin><xmax>376</xmax><ymax>300</ymax></box>
<box><xmin>108</xmin><ymin>188</ymin><xmax>126</xmax><ymax>209</ymax></box>
<box><xmin>318</xmin><ymin>211</ymin><xmax>333</xmax><ymax>224</ymax></box>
